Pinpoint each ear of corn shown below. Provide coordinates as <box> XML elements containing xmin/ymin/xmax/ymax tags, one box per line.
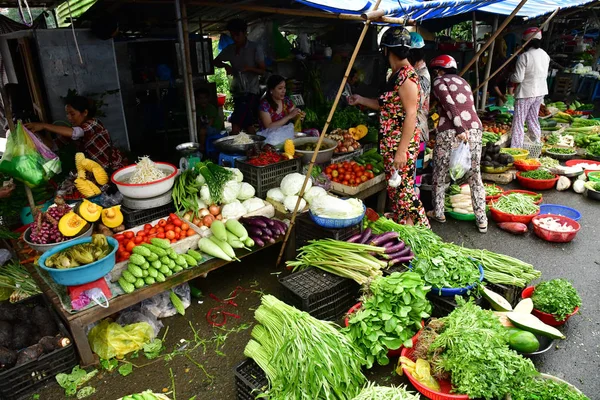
<box><xmin>284</xmin><ymin>139</ymin><xmax>295</xmax><ymax>158</ymax></box>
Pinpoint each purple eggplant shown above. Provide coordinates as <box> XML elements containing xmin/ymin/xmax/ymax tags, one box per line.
<box><xmin>252</xmin><ymin>236</ymin><xmax>265</xmax><ymax>247</ymax></box>
<box><xmin>370</xmin><ymin>231</ymin><xmax>398</xmax><ymax>246</ymax></box>
<box><xmin>383</xmin><ymin>247</ymin><xmax>411</xmax><ymax>259</ymax></box>
<box><xmin>387</xmin><ymin>252</ymin><xmax>414</xmax><ymax>267</ymax></box>
<box><xmin>347</xmin><ymin>233</ymin><xmax>362</xmax><ymax>243</ymax></box>
<box><xmin>256</xmin><ymin>216</ymin><xmax>276</xmax><ymax>227</ymax></box>
<box><xmin>359</xmin><ymin>228</ymin><xmax>372</xmax><ymax>244</ymax></box>
<box><xmin>263</xmin><ymin>227</ymin><xmax>273</xmax><ymax>237</ymax></box>
<box><xmin>247</xmin><ymin>226</ymin><xmax>264</xmax><ymax>238</ymax></box>
<box><xmin>241</xmin><ymin>217</ymin><xmax>267</xmax><ymax>229</ymax></box>
<box><xmin>384</xmin><ymin>241</ymin><xmax>406</xmax><ymax>254</ymax></box>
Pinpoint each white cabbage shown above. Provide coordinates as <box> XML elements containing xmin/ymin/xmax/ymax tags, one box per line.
<box><xmin>280</xmin><ymin>173</ymin><xmax>311</xmax><ymax>196</ymax></box>
<box><xmin>303</xmin><ymin>186</ymin><xmax>327</xmax><ymax>204</ymax></box>
<box><xmin>221</xmin><ymin>180</ymin><xmax>241</xmax><ymax>204</ymax></box>
<box><xmin>221</xmin><ymin>200</ymin><xmax>246</xmax><ymax>220</ymax></box>
<box><xmin>242</xmin><ymin>197</ymin><xmax>265</xmax><ymax>213</ymax></box>
<box><xmin>309</xmin><ymin>196</ymin><xmax>364</xmax><ymax>219</ymax></box>
<box><xmin>225</xmin><ymin>167</ymin><xmax>244</xmax><ymax>183</ymax></box>
<box><xmin>200</xmin><ymin>185</ymin><xmax>212</xmax><ymax>204</ymax></box>
<box><xmin>237</xmin><ymin>182</ymin><xmax>256</xmax><ymax>200</ymax></box>
<box><xmin>283</xmin><ymin>195</ymin><xmax>306</xmax><ymax>212</ymax></box>
<box><xmin>266</xmin><ymin>188</ymin><xmax>285</xmax><ymax>203</ymax></box>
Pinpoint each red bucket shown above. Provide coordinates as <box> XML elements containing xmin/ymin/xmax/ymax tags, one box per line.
<box><xmin>521</xmin><ymin>286</ymin><xmax>579</xmax><ymax>326</ymax></box>
<box><xmin>217</xmin><ymin>93</ymin><xmax>227</xmax><ymax>107</ymax></box>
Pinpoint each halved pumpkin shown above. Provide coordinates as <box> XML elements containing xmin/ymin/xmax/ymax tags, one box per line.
<box><xmin>77</xmin><ymin>199</ymin><xmax>103</xmax><ymax>222</ymax></box>
<box><xmin>355</xmin><ymin>124</ymin><xmax>369</xmax><ymax>140</ymax></box>
<box><xmin>58</xmin><ymin>212</ymin><xmax>87</xmax><ymax>237</ymax></box>
<box><xmin>102</xmin><ymin>205</ymin><xmax>123</xmax><ymax>228</ymax></box>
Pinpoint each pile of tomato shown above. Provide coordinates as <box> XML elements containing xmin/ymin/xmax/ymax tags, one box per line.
<box><xmin>114</xmin><ymin>213</ymin><xmax>196</xmax><ymax>262</ymax></box>
<box><xmin>324</xmin><ymin>161</ymin><xmax>375</xmax><ymax>187</ymax></box>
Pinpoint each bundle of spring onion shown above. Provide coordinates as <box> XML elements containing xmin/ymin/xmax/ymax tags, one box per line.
<box><xmin>366</xmin><ymin>217</ymin><xmax>540</xmax><ymax>288</ymax></box>
<box><xmin>286</xmin><ymin>239</ymin><xmax>388</xmax><ymax>285</ymax></box>
<box><xmin>196</xmin><ymin>161</ymin><xmax>233</xmax><ymax>204</ymax></box>
<box><xmin>0</xmin><ymin>261</ymin><xmax>41</xmax><ymax>302</ymax></box>
<box><xmin>351</xmin><ymin>383</ymin><xmax>420</xmax><ymax>400</ymax></box>
<box><xmin>244</xmin><ymin>295</ymin><xmax>366</xmax><ymax>399</ymax></box>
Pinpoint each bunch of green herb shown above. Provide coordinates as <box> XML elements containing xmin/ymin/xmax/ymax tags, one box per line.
<box><xmin>492</xmin><ymin>193</ymin><xmax>539</xmax><ymax>215</ymax></box>
<box><xmin>244</xmin><ymin>294</ymin><xmax>366</xmax><ymax>399</ymax></box>
<box><xmin>428</xmin><ymin>299</ymin><xmax>537</xmax><ymax>400</ymax></box>
<box><xmin>531</xmin><ymin>279</ymin><xmax>582</xmax><ymax>320</ymax></box>
<box><xmin>351</xmin><ymin>383</ymin><xmax>420</xmax><ymax>400</ymax></box>
<box><xmin>447</xmin><ymin>184</ymin><xmax>461</xmax><ymax>195</ymax></box>
<box><xmin>547</xmin><ymin>147</ymin><xmax>576</xmax><ymax>155</ymax></box>
<box><xmin>411</xmin><ymin>244</ymin><xmax>481</xmax><ymax>290</ymax></box>
<box><xmin>344</xmin><ymin>272</ymin><xmax>431</xmax><ymax>368</ymax></box>
<box><xmin>484</xmin><ymin>184</ymin><xmax>503</xmax><ymax>197</ymax></box>
<box><xmin>546</xmin><ymin>134</ymin><xmax>560</xmax><ymax>145</ymax></box>
<box><xmin>501</xmin><ymin>148</ymin><xmax>524</xmax><ymax>155</ymax></box>
<box><xmin>512</xmin><ymin>376</ymin><xmax>590</xmax><ymax>400</ymax></box>
<box><xmin>539</xmin><ymin>156</ymin><xmax>560</xmax><ymax>168</ymax></box>
<box><xmin>520</xmin><ymin>170</ymin><xmax>556</xmax><ymax>180</ymax></box>
<box><xmin>56</xmin><ymin>366</ymin><xmax>98</xmax><ymax>397</ymax></box>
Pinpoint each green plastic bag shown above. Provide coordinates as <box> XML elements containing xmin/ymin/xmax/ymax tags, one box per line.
<box><xmin>505</xmin><ymin>95</ymin><xmax>515</xmax><ymax>109</ymax></box>
<box><xmin>0</xmin><ymin>121</ymin><xmax>45</xmax><ymax>187</ymax></box>
<box><xmin>87</xmin><ymin>319</ymin><xmax>154</xmax><ymax>360</ymax></box>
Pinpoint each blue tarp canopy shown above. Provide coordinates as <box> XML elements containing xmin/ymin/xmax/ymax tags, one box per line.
<box><xmin>297</xmin><ymin>0</ymin><xmax>593</xmax><ymax>20</ymax></box>
<box><xmin>296</xmin><ymin>0</ymin><xmax>505</xmax><ymax>21</ymax></box>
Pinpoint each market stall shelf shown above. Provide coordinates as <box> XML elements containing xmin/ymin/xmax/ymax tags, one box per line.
<box><xmin>26</xmin><ymin>239</ymin><xmax>282</xmax><ymax>366</ymax></box>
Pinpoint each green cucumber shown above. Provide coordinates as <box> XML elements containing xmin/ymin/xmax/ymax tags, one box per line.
<box><xmin>156</xmin><ymin>272</ymin><xmax>166</xmax><ymax>282</ymax></box>
<box><xmin>134</xmin><ymin>278</ymin><xmax>145</xmax><ymax>289</ymax></box>
<box><xmin>118</xmin><ymin>278</ymin><xmax>135</xmax><ymax>293</ymax></box>
<box><xmin>148</xmin><ymin>268</ymin><xmax>158</xmax><ymax>278</ymax></box>
<box><xmin>132</xmin><ymin>246</ymin><xmax>152</xmax><ymax>258</ymax></box>
<box><xmin>187</xmin><ymin>249</ymin><xmax>203</xmax><ymax>261</ymax></box>
<box><xmin>121</xmin><ymin>270</ymin><xmax>137</xmax><ymax>284</ymax></box>
<box><xmin>141</xmin><ymin>243</ymin><xmax>167</xmax><ymax>257</ymax></box>
<box><xmin>150</xmin><ymin>238</ymin><xmax>171</xmax><ymax>249</ymax></box>
<box><xmin>128</xmin><ymin>254</ymin><xmax>146</xmax><ymax>266</ymax></box>
<box><xmin>128</xmin><ymin>264</ymin><xmax>143</xmax><ymax>278</ymax></box>
<box><xmin>182</xmin><ymin>254</ymin><xmax>198</xmax><ymax>267</ymax></box>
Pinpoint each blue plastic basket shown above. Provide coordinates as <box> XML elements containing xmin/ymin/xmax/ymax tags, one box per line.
<box><xmin>539</xmin><ymin>204</ymin><xmax>581</xmax><ymax>221</ymax></box>
<box><xmin>308</xmin><ymin>205</ymin><xmax>366</xmax><ymax>229</ymax></box>
<box><xmin>410</xmin><ymin>263</ymin><xmax>484</xmax><ymax>297</ymax></box>
<box><xmin>38</xmin><ymin>237</ymin><xmax>118</xmax><ymax>286</ymax></box>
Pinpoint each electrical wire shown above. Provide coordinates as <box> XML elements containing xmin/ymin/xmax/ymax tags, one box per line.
<box><xmin>65</xmin><ymin>0</ymin><xmax>84</xmax><ymax>64</ymax></box>
<box><xmin>17</xmin><ymin>0</ymin><xmax>33</xmax><ymax>27</ymax></box>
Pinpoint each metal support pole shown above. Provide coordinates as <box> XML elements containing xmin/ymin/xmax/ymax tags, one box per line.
<box><xmin>175</xmin><ymin>0</ymin><xmax>197</xmax><ymax>143</ymax></box>
<box><xmin>480</xmin><ymin>15</ymin><xmax>499</xmax><ymax>110</ymax></box>
<box><xmin>472</xmin><ymin>12</ymin><xmax>480</xmax><ymax>108</ymax></box>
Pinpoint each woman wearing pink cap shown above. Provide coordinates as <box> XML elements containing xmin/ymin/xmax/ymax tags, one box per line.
<box><xmin>510</xmin><ymin>27</ymin><xmax>550</xmax><ymax>148</ymax></box>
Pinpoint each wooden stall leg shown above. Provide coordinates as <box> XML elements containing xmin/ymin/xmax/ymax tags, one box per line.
<box><xmin>71</xmin><ymin>321</ymin><xmax>98</xmax><ymax>367</ymax></box>
<box><xmin>376</xmin><ymin>188</ymin><xmax>387</xmax><ymax>214</ymax></box>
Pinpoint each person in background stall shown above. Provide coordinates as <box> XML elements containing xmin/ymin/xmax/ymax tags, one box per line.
<box><xmin>490</xmin><ymin>37</ymin><xmax>516</xmax><ymax>106</ymax></box>
<box><xmin>408</xmin><ymin>32</ymin><xmax>430</xmax><ymax>192</ymax></box>
<box><xmin>214</xmin><ymin>18</ymin><xmax>266</xmax><ymax>135</ymax></box>
<box><xmin>195</xmin><ymin>87</ymin><xmax>224</xmax><ymax>152</ymax></box>
<box><xmin>258</xmin><ymin>75</ymin><xmax>303</xmax><ymax>145</ymax></box>
<box><xmin>25</xmin><ymin>96</ymin><xmax>126</xmax><ymax>172</ymax></box>
<box><xmin>348</xmin><ymin>27</ymin><xmax>429</xmax><ymax>227</ymax></box>
<box><xmin>510</xmin><ymin>27</ymin><xmax>550</xmax><ymax>148</ymax></box>
<box><xmin>428</xmin><ymin>55</ymin><xmax>488</xmax><ymax>233</ymax></box>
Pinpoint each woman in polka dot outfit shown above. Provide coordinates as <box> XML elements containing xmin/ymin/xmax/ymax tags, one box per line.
<box><xmin>428</xmin><ymin>55</ymin><xmax>488</xmax><ymax>233</ymax></box>
<box><xmin>348</xmin><ymin>27</ymin><xmax>429</xmax><ymax>227</ymax></box>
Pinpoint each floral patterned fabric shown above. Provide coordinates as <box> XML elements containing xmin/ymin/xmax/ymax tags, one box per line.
<box><xmin>379</xmin><ymin>65</ymin><xmax>430</xmax><ymax>227</ymax></box>
<box><xmin>258</xmin><ymin>97</ymin><xmax>295</xmax><ymax>129</ymax></box>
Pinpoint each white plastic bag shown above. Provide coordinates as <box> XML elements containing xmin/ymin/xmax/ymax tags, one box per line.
<box><xmin>261</xmin><ymin>124</ymin><xmax>295</xmax><ymax>146</ymax></box>
<box><xmin>388</xmin><ymin>169</ymin><xmax>401</xmax><ymax>188</ymax></box>
<box><xmin>449</xmin><ymin>142</ymin><xmax>471</xmax><ymax>181</ymax></box>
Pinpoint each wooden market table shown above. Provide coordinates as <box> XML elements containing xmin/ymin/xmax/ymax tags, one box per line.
<box><xmin>26</xmin><ymin>241</ymin><xmax>283</xmax><ymax>367</ymax></box>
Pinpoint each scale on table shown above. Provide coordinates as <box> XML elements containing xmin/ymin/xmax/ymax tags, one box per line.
<box><xmin>176</xmin><ymin>142</ymin><xmax>202</xmax><ymax>171</ymax></box>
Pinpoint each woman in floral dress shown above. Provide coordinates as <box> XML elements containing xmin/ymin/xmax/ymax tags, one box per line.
<box><xmin>349</xmin><ymin>27</ymin><xmax>429</xmax><ymax>227</ymax></box>
<box><xmin>428</xmin><ymin>55</ymin><xmax>488</xmax><ymax>233</ymax></box>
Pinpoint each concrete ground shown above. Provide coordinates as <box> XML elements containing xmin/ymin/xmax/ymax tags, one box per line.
<box><xmin>34</xmin><ymin>185</ymin><xmax>599</xmax><ymax>400</ymax></box>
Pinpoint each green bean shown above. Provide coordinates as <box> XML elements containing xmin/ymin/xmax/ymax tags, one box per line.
<box><xmin>520</xmin><ymin>170</ymin><xmax>556</xmax><ymax>180</ymax></box>
<box><xmin>491</xmin><ymin>194</ymin><xmax>539</xmax><ymax>215</ymax></box>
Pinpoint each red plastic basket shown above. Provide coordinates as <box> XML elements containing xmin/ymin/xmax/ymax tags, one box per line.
<box><xmin>400</xmin><ymin>332</ymin><xmax>469</xmax><ymax>400</ymax></box>
<box><xmin>516</xmin><ymin>172</ymin><xmax>559</xmax><ymax>191</ymax></box>
<box><xmin>564</xmin><ymin>159</ymin><xmax>600</xmax><ymax>176</ymax></box>
<box><xmin>344</xmin><ymin>303</ymin><xmax>422</xmax><ymax>358</ymax></box>
<box><xmin>489</xmin><ymin>206</ymin><xmax>540</xmax><ymax>224</ymax></box>
<box><xmin>513</xmin><ymin>160</ymin><xmax>541</xmax><ymax>172</ymax></box>
<box><xmin>521</xmin><ymin>286</ymin><xmax>579</xmax><ymax>326</ymax></box>
<box><xmin>501</xmin><ymin>190</ymin><xmax>543</xmax><ymax>205</ymax></box>
<box><xmin>531</xmin><ymin>215</ymin><xmax>580</xmax><ymax>243</ymax></box>
<box><xmin>484</xmin><ymin>184</ymin><xmax>504</xmax><ymax>203</ymax></box>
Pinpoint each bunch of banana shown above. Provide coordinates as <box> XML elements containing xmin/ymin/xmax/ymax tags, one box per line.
<box><xmin>74</xmin><ymin>153</ymin><xmax>109</xmax><ymax>197</ymax></box>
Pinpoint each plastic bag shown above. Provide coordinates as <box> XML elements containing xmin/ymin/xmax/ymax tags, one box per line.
<box><xmin>388</xmin><ymin>169</ymin><xmax>401</xmax><ymax>188</ymax></box>
<box><xmin>140</xmin><ymin>284</ymin><xmax>191</xmax><ymax>319</ymax></box>
<box><xmin>504</xmin><ymin>95</ymin><xmax>515</xmax><ymax>110</ymax></box>
<box><xmin>0</xmin><ymin>121</ymin><xmax>46</xmax><ymax>186</ymax></box>
<box><xmin>87</xmin><ymin>319</ymin><xmax>154</xmax><ymax>359</ymax></box>
<box><xmin>449</xmin><ymin>142</ymin><xmax>471</xmax><ymax>181</ymax></box>
<box><xmin>261</xmin><ymin>124</ymin><xmax>295</xmax><ymax>146</ymax></box>
<box><xmin>116</xmin><ymin>310</ymin><xmax>163</xmax><ymax>337</ymax></box>
<box><xmin>24</xmin><ymin>125</ymin><xmax>61</xmax><ymax>177</ymax></box>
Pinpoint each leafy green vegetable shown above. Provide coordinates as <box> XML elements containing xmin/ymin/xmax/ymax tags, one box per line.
<box><xmin>100</xmin><ymin>358</ymin><xmax>118</xmax><ymax>372</ymax></box>
<box><xmin>411</xmin><ymin>244</ymin><xmax>481</xmax><ymax>290</ymax></box>
<box><xmin>118</xmin><ymin>363</ymin><xmax>133</xmax><ymax>377</ymax></box>
<box><xmin>520</xmin><ymin>170</ymin><xmax>556</xmax><ymax>180</ymax></box>
<box><xmin>143</xmin><ymin>339</ymin><xmax>164</xmax><ymax>360</ymax></box>
<box><xmin>76</xmin><ymin>387</ymin><xmax>96</xmax><ymax>399</ymax></box>
<box><xmin>344</xmin><ymin>272</ymin><xmax>431</xmax><ymax>368</ymax></box>
<box><xmin>547</xmin><ymin>147</ymin><xmax>576</xmax><ymax>155</ymax></box>
<box><xmin>351</xmin><ymin>382</ymin><xmax>420</xmax><ymax>399</ymax></box>
<box><xmin>531</xmin><ymin>279</ymin><xmax>582</xmax><ymax>321</ymax></box>
<box><xmin>169</xmin><ymin>290</ymin><xmax>185</xmax><ymax>316</ymax></box>
<box><xmin>484</xmin><ymin>184</ymin><xmax>503</xmax><ymax>197</ymax></box>
<box><xmin>512</xmin><ymin>376</ymin><xmax>590</xmax><ymax>400</ymax></box>
<box><xmin>55</xmin><ymin>366</ymin><xmax>98</xmax><ymax>397</ymax></box>
<box><xmin>428</xmin><ymin>299</ymin><xmax>537</xmax><ymax>400</ymax></box>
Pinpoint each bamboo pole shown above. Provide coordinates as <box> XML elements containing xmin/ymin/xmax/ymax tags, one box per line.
<box><xmin>175</xmin><ymin>0</ymin><xmax>197</xmax><ymax>143</ymax></box>
<box><xmin>473</xmin><ymin>8</ymin><xmax>560</xmax><ymax>93</ymax></box>
<box><xmin>479</xmin><ymin>15</ymin><xmax>498</xmax><ymax>110</ymax></box>
<box><xmin>458</xmin><ymin>0</ymin><xmax>529</xmax><ymax>76</ymax></box>
<box><xmin>472</xmin><ymin>12</ymin><xmax>480</xmax><ymax>108</ymax></box>
<box><xmin>181</xmin><ymin>0</ymin><xmax>197</xmax><ymax>138</ymax></box>
<box><xmin>276</xmin><ymin>0</ymin><xmax>382</xmax><ymax>266</ymax></box>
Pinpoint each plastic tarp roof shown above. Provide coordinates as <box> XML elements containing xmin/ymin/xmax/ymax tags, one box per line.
<box><xmin>297</xmin><ymin>0</ymin><xmax>593</xmax><ymax>20</ymax></box>
<box><xmin>295</xmin><ymin>0</ymin><xmax>505</xmax><ymax>21</ymax></box>
<box><xmin>479</xmin><ymin>0</ymin><xmax>595</xmax><ymax>18</ymax></box>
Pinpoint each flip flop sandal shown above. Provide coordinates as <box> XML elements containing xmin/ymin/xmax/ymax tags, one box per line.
<box><xmin>477</xmin><ymin>223</ymin><xmax>488</xmax><ymax>233</ymax></box>
<box><xmin>426</xmin><ymin>211</ymin><xmax>446</xmax><ymax>223</ymax></box>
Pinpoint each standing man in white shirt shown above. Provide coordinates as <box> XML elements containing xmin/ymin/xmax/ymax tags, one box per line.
<box><xmin>510</xmin><ymin>27</ymin><xmax>550</xmax><ymax>148</ymax></box>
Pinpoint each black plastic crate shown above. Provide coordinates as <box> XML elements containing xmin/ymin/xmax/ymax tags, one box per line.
<box><xmin>279</xmin><ymin>267</ymin><xmax>360</xmax><ymax>321</ymax></box>
<box><xmin>235</xmin><ymin>358</ymin><xmax>268</xmax><ymax>400</ymax></box>
<box><xmin>295</xmin><ymin>214</ymin><xmax>362</xmax><ymax>250</ymax></box>
<box><xmin>428</xmin><ymin>293</ymin><xmax>483</xmax><ymax>318</ymax></box>
<box><xmin>0</xmin><ymin>296</ymin><xmax>78</xmax><ymax>400</ymax></box>
<box><xmin>484</xmin><ymin>282</ymin><xmax>522</xmax><ymax>308</ymax></box>
<box><xmin>235</xmin><ymin>158</ymin><xmax>302</xmax><ymax>199</ymax></box>
<box><xmin>122</xmin><ymin>202</ymin><xmax>176</xmax><ymax>229</ymax></box>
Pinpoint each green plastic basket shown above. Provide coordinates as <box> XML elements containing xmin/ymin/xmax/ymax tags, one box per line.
<box><xmin>445</xmin><ymin>210</ymin><xmax>476</xmax><ymax>221</ymax></box>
